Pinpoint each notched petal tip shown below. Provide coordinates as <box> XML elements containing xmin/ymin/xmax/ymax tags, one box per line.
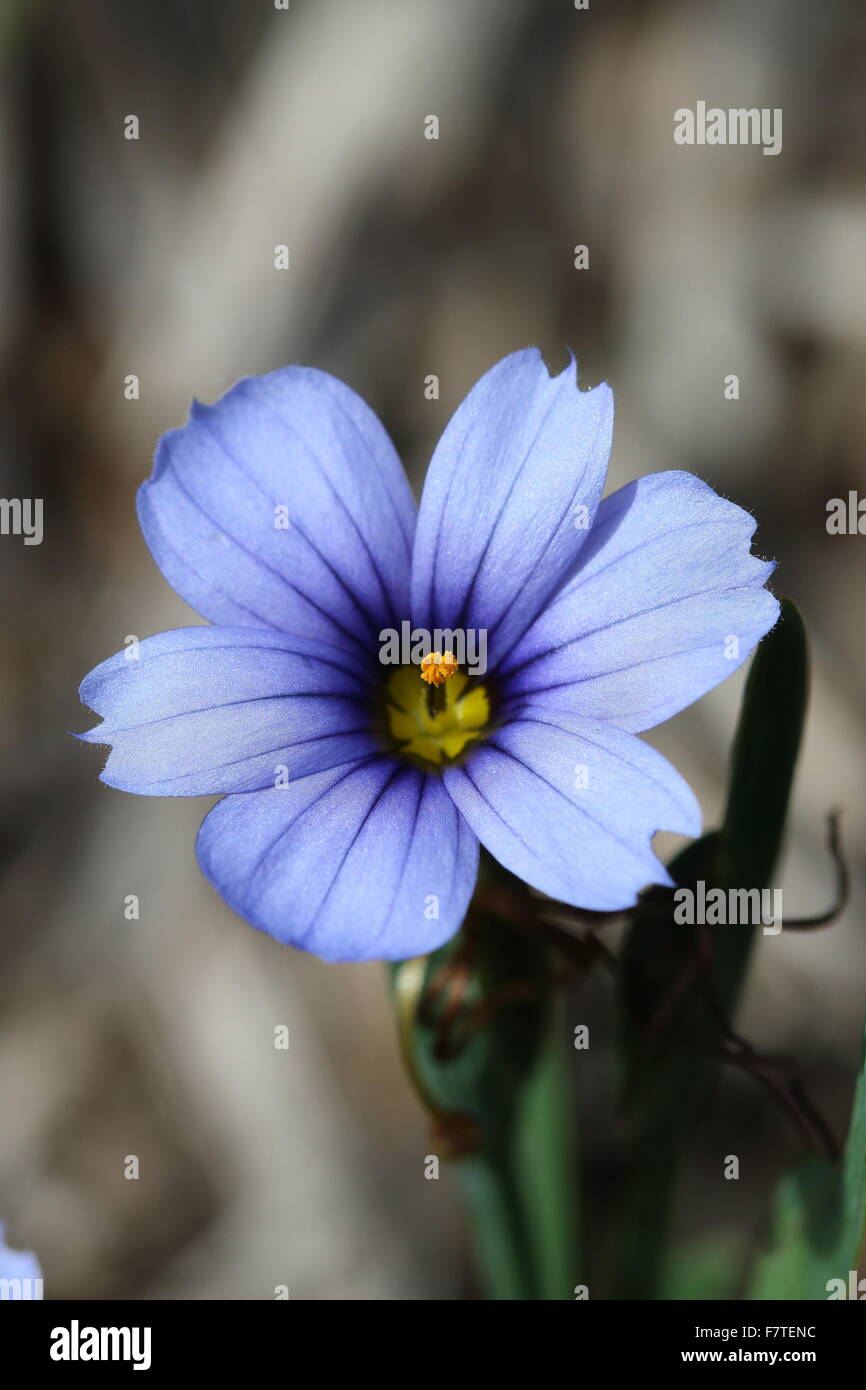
<box><xmin>661</xmin><ymin>784</ymin><xmax>703</xmax><ymax>844</ymax></box>
<box><xmin>142</xmin><ymin>423</ymin><xmax>185</xmax><ymax>489</ymax></box>
<box><xmin>650</xmin><ymin>860</ymin><xmax>677</xmax><ymax>892</ymax></box>
<box><xmin>519</xmin><ymin>343</ymin><xmax>613</xmax><ymax>402</ymax></box>
<box><xmin>71</xmin><ymin>723</ymin><xmax>109</xmax><ymax>746</ymax></box>
<box><xmin>557</xmin><ymin>345</ymin><xmax>613</xmax><ymax>399</ymax></box>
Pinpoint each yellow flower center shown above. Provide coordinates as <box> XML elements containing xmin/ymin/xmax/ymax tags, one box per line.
<box><xmin>386</xmin><ymin>663</ymin><xmax>490</xmax><ymax>766</ymax></box>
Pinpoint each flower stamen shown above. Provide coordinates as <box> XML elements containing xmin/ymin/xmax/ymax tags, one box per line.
<box><xmin>420</xmin><ymin>651</ymin><xmax>459</xmax><ymax>686</ymax></box>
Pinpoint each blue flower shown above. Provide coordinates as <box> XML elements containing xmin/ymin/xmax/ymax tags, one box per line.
<box><xmin>78</xmin><ymin>351</ymin><xmax>778</xmax><ymax>962</ymax></box>
<box><xmin>0</xmin><ymin>1223</ymin><xmax>42</xmax><ymax>1298</ymax></box>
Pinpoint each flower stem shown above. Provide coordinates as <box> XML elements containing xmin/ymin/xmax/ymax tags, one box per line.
<box><xmin>391</xmin><ymin>897</ymin><xmax>580</xmax><ymax>1300</ymax></box>
<box><xmin>453</xmin><ymin>1146</ymin><xmax>536</xmax><ymax>1299</ymax></box>
<box><xmin>453</xmin><ymin>1000</ymin><xmax>579</xmax><ymax>1300</ymax></box>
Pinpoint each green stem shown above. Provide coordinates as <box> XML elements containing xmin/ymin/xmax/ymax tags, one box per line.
<box><xmin>514</xmin><ymin>1002</ymin><xmax>580</xmax><ymax>1299</ymax></box>
<box><xmin>454</xmin><ymin>1006</ymin><xmax>580</xmax><ymax>1301</ymax></box>
<box><xmin>391</xmin><ymin>906</ymin><xmax>580</xmax><ymax>1300</ymax></box>
<box><xmin>454</xmin><ymin>1148</ymin><xmax>536</xmax><ymax>1300</ymax></box>
<box><xmin>454</xmin><ymin>1012</ymin><xmax>579</xmax><ymax>1300</ymax></box>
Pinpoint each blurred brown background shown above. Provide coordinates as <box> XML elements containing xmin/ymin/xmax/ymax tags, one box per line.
<box><xmin>0</xmin><ymin>0</ymin><xmax>864</xmax><ymax>1298</ymax></box>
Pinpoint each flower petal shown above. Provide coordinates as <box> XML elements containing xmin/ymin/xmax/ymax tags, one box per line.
<box><xmin>138</xmin><ymin>367</ymin><xmax>416</xmax><ymax>658</ymax></box>
<box><xmin>78</xmin><ymin>626</ymin><xmax>377</xmax><ymax>795</ymax></box>
<box><xmin>443</xmin><ymin>713</ymin><xmax>700</xmax><ymax>911</ymax></box>
<box><xmin>500</xmin><ymin>471</ymin><xmax>780</xmax><ymax>732</ymax></box>
<box><xmin>411</xmin><ymin>349</ymin><xmax>613</xmax><ymax>664</ymax></box>
<box><xmin>196</xmin><ymin>758</ymin><xmax>479</xmax><ymax>962</ymax></box>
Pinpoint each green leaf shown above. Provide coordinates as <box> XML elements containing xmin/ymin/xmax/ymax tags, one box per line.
<box><xmin>391</xmin><ymin>856</ymin><xmax>579</xmax><ymax>1300</ymax></box>
<box><xmin>612</xmin><ymin>599</ymin><xmax>809</xmax><ymax>1299</ymax></box>
<box><xmin>747</xmin><ymin>1019</ymin><xmax>866</xmax><ymax>1300</ymax></box>
<box><xmin>720</xmin><ymin>598</ymin><xmax>808</xmax><ymax>894</ymax></box>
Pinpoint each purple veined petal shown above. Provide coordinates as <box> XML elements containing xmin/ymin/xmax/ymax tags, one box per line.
<box><xmin>499</xmin><ymin>470</ymin><xmax>780</xmax><ymax>732</ymax></box>
<box><xmin>77</xmin><ymin>626</ymin><xmax>378</xmax><ymax>795</ymax></box>
<box><xmin>443</xmin><ymin>712</ymin><xmax>701</xmax><ymax>912</ymax></box>
<box><xmin>138</xmin><ymin>367</ymin><xmax>417</xmax><ymax>658</ymax></box>
<box><xmin>411</xmin><ymin>348</ymin><xmax>613</xmax><ymax>666</ymax></box>
<box><xmin>0</xmin><ymin>1223</ymin><xmax>42</xmax><ymax>1295</ymax></box>
<box><xmin>196</xmin><ymin>757</ymin><xmax>479</xmax><ymax>962</ymax></box>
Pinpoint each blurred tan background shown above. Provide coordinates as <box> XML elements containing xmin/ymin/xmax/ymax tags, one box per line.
<box><xmin>0</xmin><ymin>0</ymin><xmax>864</xmax><ymax>1298</ymax></box>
